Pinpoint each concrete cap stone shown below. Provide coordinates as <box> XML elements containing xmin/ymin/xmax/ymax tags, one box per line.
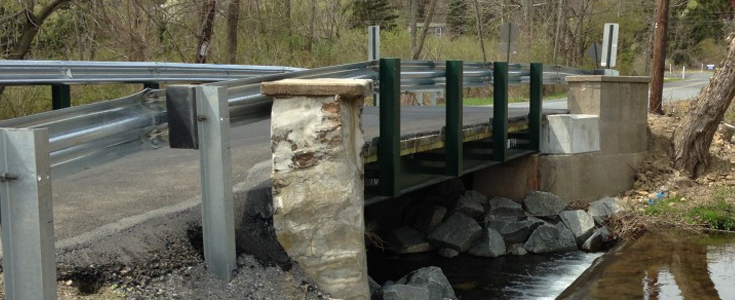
<box><xmin>261</xmin><ymin>79</ymin><xmax>373</xmax><ymax>98</ymax></box>
<box><xmin>566</xmin><ymin>76</ymin><xmax>651</xmax><ymax>83</ymax></box>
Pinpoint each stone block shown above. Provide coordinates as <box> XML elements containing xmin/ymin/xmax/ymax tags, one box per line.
<box><xmin>523</xmin><ymin>223</ymin><xmax>577</xmax><ymax>253</ymax></box>
<box><xmin>267</xmin><ymin>79</ymin><xmax>371</xmax><ymax>299</ymax></box>
<box><xmin>428</xmin><ymin>213</ymin><xmax>483</xmax><ymax>252</ymax></box>
<box><xmin>541</xmin><ymin>114</ymin><xmax>600</xmax><ymax>154</ymax></box>
<box><xmin>472</xmin><ymin>154</ymin><xmax>539</xmax><ymax>201</ymax></box>
<box><xmin>387</xmin><ymin>226</ymin><xmax>434</xmax><ymax>254</ymax></box>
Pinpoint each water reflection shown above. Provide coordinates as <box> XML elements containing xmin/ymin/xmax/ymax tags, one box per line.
<box><xmin>560</xmin><ymin>231</ymin><xmax>735</xmax><ymax>300</ymax></box>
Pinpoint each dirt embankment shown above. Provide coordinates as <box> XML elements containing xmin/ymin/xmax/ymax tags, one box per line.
<box><xmin>609</xmin><ymin>101</ymin><xmax>735</xmax><ymax>237</ymax></box>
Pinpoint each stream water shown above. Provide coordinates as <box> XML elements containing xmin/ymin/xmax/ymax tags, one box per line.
<box><xmin>368</xmin><ymin>231</ymin><xmax>735</xmax><ymax>300</ymax></box>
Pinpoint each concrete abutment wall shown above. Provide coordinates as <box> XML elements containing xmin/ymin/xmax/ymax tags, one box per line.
<box><xmin>475</xmin><ymin>76</ymin><xmax>650</xmax><ymax>204</ymax></box>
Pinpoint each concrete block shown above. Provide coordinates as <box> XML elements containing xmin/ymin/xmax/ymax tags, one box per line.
<box><xmin>472</xmin><ymin>154</ymin><xmax>539</xmax><ymax>201</ymax></box>
<box><xmin>539</xmin><ymin>151</ymin><xmax>646</xmax><ymax>204</ymax></box>
<box><xmin>541</xmin><ymin>114</ymin><xmax>600</xmax><ymax>154</ymax></box>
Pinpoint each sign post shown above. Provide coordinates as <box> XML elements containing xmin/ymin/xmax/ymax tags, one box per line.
<box><xmin>600</xmin><ymin>23</ymin><xmax>619</xmax><ymax>68</ymax></box>
<box><xmin>499</xmin><ymin>23</ymin><xmax>519</xmax><ymax>63</ymax></box>
<box><xmin>368</xmin><ymin>26</ymin><xmax>380</xmax><ymax>106</ymax></box>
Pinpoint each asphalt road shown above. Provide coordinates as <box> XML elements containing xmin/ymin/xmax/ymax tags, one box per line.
<box><xmin>5</xmin><ymin>73</ymin><xmax>712</xmax><ymax>257</ymax></box>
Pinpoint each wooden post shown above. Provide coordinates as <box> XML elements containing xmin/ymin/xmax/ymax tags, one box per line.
<box><xmin>649</xmin><ymin>0</ymin><xmax>669</xmax><ymax>115</ymax></box>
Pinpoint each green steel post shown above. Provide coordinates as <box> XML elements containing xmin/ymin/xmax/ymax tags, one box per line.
<box><xmin>445</xmin><ymin>60</ymin><xmax>463</xmax><ymax>176</ymax></box>
<box><xmin>51</xmin><ymin>84</ymin><xmax>71</xmax><ymax>110</ymax></box>
<box><xmin>529</xmin><ymin>63</ymin><xmax>543</xmax><ymax>151</ymax></box>
<box><xmin>379</xmin><ymin>58</ymin><xmax>401</xmax><ymax>197</ymax></box>
<box><xmin>492</xmin><ymin>62</ymin><xmax>508</xmax><ymax>162</ymax></box>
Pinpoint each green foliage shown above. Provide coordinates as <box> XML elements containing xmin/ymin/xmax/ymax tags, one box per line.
<box><xmin>689</xmin><ymin>189</ymin><xmax>735</xmax><ymax>231</ymax></box>
<box><xmin>447</xmin><ymin>0</ymin><xmax>470</xmax><ymax>36</ymax></box>
<box><xmin>643</xmin><ymin>196</ymin><xmax>684</xmax><ymax>217</ymax></box>
<box><xmin>669</xmin><ymin>0</ymin><xmax>733</xmax><ymax>65</ymax></box>
<box><xmin>349</xmin><ymin>0</ymin><xmax>398</xmax><ymax>30</ymax></box>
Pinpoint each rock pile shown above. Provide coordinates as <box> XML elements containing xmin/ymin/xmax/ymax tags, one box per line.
<box><xmin>387</xmin><ymin>191</ymin><xmax>627</xmax><ymax>257</ymax></box>
<box><xmin>375</xmin><ymin>267</ymin><xmax>457</xmax><ymax>300</ymax></box>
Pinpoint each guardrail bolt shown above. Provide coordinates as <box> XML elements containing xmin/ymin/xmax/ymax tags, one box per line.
<box><xmin>0</xmin><ymin>173</ymin><xmax>19</xmax><ymax>182</ymax></box>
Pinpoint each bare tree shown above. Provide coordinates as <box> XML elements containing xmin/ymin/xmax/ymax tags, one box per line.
<box><xmin>473</xmin><ymin>0</ymin><xmax>487</xmax><ymax>62</ymax></box>
<box><xmin>674</xmin><ymin>33</ymin><xmax>735</xmax><ymax>177</ymax></box>
<box><xmin>4</xmin><ymin>0</ymin><xmax>74</xmax><ymax>60</ymax></box>
<box><xmin>195</xmin><ymin>0</ymin><xmax>217</xmax><ymax>63</ymax></box>
<box><xmin>226</xmin><ymin>0</ymin><xmax>240</xmax><ymax>64</ymax></box>
<box><xmin>412</xmin><ymin>0</ymin><xmax>439</xmax><ymax>59</ymax></box>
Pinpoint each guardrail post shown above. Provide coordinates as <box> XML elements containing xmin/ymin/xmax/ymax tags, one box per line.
<box><xmin>0</xmin><ymin>128</ymin><xmax>57</xmax><ymax>300</ymax></box>
<box><xmin>492</xmin><ymin>62</ymin><xmax>508</xmax><ymax>162</ymax></box>
<box><xmin>195</xmin><ymin>85</ymin><xmax>236</xmax><ymax>281</ymax></box>
<box><xmin>379</xmin><ymin>58</ymin><xmax>401</xmax><ymax>197</ymax></box>
<box><xmin>529</xmin><ymin>63</ymin><xmax>543</xmax><ymax>151</ymax></box>
<box><xmin>445</xmin><ymin>60</ymin><xmax>463</xmax><ymax>176</ymax></box>
<box><xmin>51</xmin><ymin>84</ymin><xmax>70</xmax><ymax>110</ymax></box>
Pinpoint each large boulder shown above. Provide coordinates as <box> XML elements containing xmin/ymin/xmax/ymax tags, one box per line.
<box><xmin>387</xmin><ymin>226</ymin><xmax>435</xmax><ymax>254</ymax></box>
<box><xmin>397</xmin><ymin>266</ymin><xmax>457</xmax><ymax>300</ymax></box>
<box><xmin>588</xmin><ymin>197</ymin><xmax>629</xmax><ymax>221</ymax></box>
<box><xmin>485</xmin><ymin>216</ymin><xmax>545</xmax><ymax>243</ymax></box>
<box><xmin>452</xmin><ymin>191</ymin><xmax>486</xmax><ymax>218</ymax></box>
<box><xmin>381</xmin><ymin>284</ymin><xmax>429</xmax><ymax>300</ymax></box>
<box><xmin>468</xmin><ymin>228</ymin><xmax>506</xmax><ymax>257</ymax></box>
<box><xmin>437</xmin><ymin>248</ymin><xmax>460</xmax><ymax>258</ymax></box>
<box><xmin>413</xmin><ymin>206</ymin><xmax>448</xmax><ymax>234</ymax></box>
<box><xmin>582</xmin><ymin>226</ymin><xmax>611</xmax><ymax>252</ymax></box>
<box><xmin>523</xmin><ymin>223</ymin><xmax>577</xmax><ymax>253</ymax></box>
<box><xmin>522</xmin><ymin>191</ymin><xmax>567</xmax><ymax>217</ymax></box>
<box><xmin>428</xmin><ymin>213</ymin><xmax>483</xmax><ymax>252</ymax></box>
<box><xmin>509</xmin><ymin>243</ymin><xmax>528</xmax><ymax>256</ymax></box>
<box><xmin>488</xmin><ymin>197</ymin><xmax>525</xmax><ymax>217</ymax></box>
<box><xmin>559</xmin><ymin>210</ymin><xmax>595</xmax><ymax>246</ymax></box>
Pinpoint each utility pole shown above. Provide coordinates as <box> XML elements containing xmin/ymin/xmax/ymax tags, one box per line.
<box><xmin>650</xmin><ymin>0</ymin><xmax>670</xmax><ymax>114</ymax></box>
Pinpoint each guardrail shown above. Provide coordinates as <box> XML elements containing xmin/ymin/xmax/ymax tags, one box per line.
<box><xmin>0</xmin><ymin>60</ymin><xmax>304</xmax><ymax>110</ymax></box>
<box><xmin>0</xmin><ymin>58</ymin><xmax>589</xmax><ymax>299</ymax></box>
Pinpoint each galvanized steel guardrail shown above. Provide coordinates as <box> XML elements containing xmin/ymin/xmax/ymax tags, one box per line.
<box><xmin>0</xmin><ymin>60</ymin><xmax>305</xmax><ymax>85</ymax></box>
<box><xmin>0</xmin><ymin>58</ymin><xmax>590</xmax><ymax>299</ymax></box>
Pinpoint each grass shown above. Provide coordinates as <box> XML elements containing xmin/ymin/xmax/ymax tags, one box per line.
<box><xmin>664</xmin><ymin>77</ymin><xmax>687</xmax><ymax>83</ymax></box>
<box><xmin>642</xmin><ymin>187</ymin><xmax>735</xmax><ymax>231</ymax></box>
<box><xmin>463</xmin><ymin>92</ymin><xmax>567</xmax><ymax>106</ymax></box>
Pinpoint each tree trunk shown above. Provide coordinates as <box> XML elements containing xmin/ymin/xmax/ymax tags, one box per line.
<box><xmin>195</xmin><ymin>0</ymin><xmax>217</xmax><ymax>63</ymax></box>
<box><xmin>412</xmin><ymin>0</ymin><xmax>439</xmax><ymax>60</ymax></box>
<box><xmin>306</xmin><ymin>0</ymin><xmax>317</xmax><ymax>53</ymax></box>
<box><xmin>553</xmin><ymin>0</ymin><xmax>564</xmax><ymax>64</ymax></box>
<box><xmin>674</xmin><ymin>34</ymin><xmax>735</xmax><ymax>178</ymax></box>
<box><xmin>4</xmin><ymin>0</ymin><xmax>74</xmax><ymax>60</ymax></box>
<box><xmin>226</xmin><ymin>0</ymin><xmax>240</xmax><ymax>64</ymax></box>
<box><xmin>650</xmin><ymin>0</ymin><xmax>670</xmax><ymax>114</ymax></box>
<box><xmin>409</xmin><ymin>0</ymin><xmax>418</xmax><ymax>55</ymax></box>
<box><xmin>473</xmin><ymin>0</ymin><xmax>487</xmax><ymax>62</ymax></box>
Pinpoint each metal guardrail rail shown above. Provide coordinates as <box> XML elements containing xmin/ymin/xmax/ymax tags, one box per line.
<box><xmin>0</xmin><ymin>58</ymin><xmax>590</xmax><ymax>299</ymax></box>
<box><xmin>0</xmin><ymin>60</ymin><xmax>305</xmax><ymax>85</ymax></box>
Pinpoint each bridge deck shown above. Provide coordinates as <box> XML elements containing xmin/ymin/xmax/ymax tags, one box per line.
<box><xmin>361</xmin><ymin>106</ymin><xmax>567</xmax><ymax>162</ymax></box>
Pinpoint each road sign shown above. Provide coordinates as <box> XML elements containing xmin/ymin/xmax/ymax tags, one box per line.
<box><xmin>499</xmin><ymin>23</ymin><xmax>520</xmax><ymax>62</ymax></box>
<box><xmin>600</xmin><ymin>23</ymin><xmax>619</xmax><ymax>68</ymax></box>
<box><xmin>586</xmin><ymin>43</ymin><xmax>602</xmax><ymax>68</ymax></box>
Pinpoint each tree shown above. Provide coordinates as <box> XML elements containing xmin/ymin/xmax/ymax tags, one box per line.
<box><xmin>195</xmin><ymin>0</ymin><xmax>217</xmax><ymax>63</ymax></box>
<box><xmin>447</xmin><ymin>0</ymin><xmax>469</xmax><ymax>36</ymax></box>
<box><xmin>226</xmin><ymin>0</ymin><xmax>240</xmax><ymax>64</ymax></box>
<box><xmin>412</xmin><ymin>0</ymin><xmax>439</xmax><ymax>59</ymax></box>
<box><xmin>349</xmin><ymin>0</ymin><xmax>398</xmax><ymax>30</ymax></box>
<box><xmin>2</xmin><ymin>0</ymin><xmax>74</xmax><ymax>60</ymax></box>
<box><xmin>674</xmin><ymin>33</ymin><xmax>735</xmax><ymax>177</ymax></box>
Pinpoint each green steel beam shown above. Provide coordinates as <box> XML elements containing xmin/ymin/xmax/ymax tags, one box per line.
<box><xmin>529</xmin><ymin>63</ymin><xmax>543</xmax><ymax>151</ymax></box>
<box><xmin>492</xmin><ymin>62</ymin><xmax>508</xmax><ymax>162</ymax></box>
<box><xmin>51</xmin><ymin>85</ymin><xmax>71</xmax><ymax>110</ymax></box>
<box><xmin>379</xmin><ymin>58</ymin><xmax>401</xmax><ymax>197</ymax></box>
<box><xmin>445</xmin><ymin>60</ymin><xmax>463</xmax><ymax>176</ymax></box>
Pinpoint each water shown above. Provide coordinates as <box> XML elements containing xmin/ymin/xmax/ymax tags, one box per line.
<box><xmin>367</xmin><ymin>250</ymin><xmax>602</xmax><ymax>299</ymax></box>
<box><xmin>560</xmin><ymin>230</ymin><xmax>735</xmax><ymax>300</ymax></box>
<box><xmin>368</xmin><ymin>231</ymin><xmax>735</xmax><ymax>299</ymax></box>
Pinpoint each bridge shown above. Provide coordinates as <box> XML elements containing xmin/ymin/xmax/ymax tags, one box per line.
<box><xmin>0</xmin><ymin>58</ymin><xmax>589</xmax><ymax>299</ymax></box>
